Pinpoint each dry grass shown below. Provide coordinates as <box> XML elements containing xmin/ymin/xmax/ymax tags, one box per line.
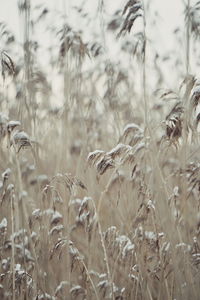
<box><xmin>0</xmin><ymin>0</ymin><xmax>200</xmax><ymax>299</ymax></box>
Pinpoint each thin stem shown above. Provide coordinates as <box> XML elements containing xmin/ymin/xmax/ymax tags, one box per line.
<box><xmin>11</xmin><ymin>193</ymin><xmax>15</xmax><ymax>300</ymax></box>
<box><xmin>91</xmin><ymin>197</ymin><xmax>114</xmax><ymax>300</ymax></box>
<box><xmin>81</xmin><ymin>259</ymin><xmax>100</xmax><ymax>300</ymax></box>
<box><xmin>142</xmin><ymin>0</ymin><xmax>148</xmax><ymax>132</ymax></box>
<box><xmin>24</xmin><ymin>0</ymin><xmax>31</xmax><ymax>116</ymax></box>
<box><xmin>181</xmin><ymin>0</ymin><xmax>191</xmax><ymax>217</ymax></box>
<box><xmin>186</xmin><ymin>0</ymin><xmax>191</xmax><ymax>75</ymax></box>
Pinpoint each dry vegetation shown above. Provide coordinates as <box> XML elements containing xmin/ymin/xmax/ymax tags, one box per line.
<box><xmin>0</xmin><ymin>0</ymin><xmax>200</xmax><ymax>299</ymax></box>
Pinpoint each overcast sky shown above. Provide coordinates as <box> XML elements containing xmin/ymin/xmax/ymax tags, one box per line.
<box><xmin>0</xmin><ymin>0</ymin><xmax>183</xmax><ymax>50</ymax></box>
<box><xmin>0</xmin><ymin>0</ymin><xmax>186</xmax><ymax>89</ymax></box>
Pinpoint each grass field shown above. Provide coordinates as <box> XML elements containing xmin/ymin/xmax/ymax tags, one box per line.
<box><xmin>0</xmin><ymin>0</ymin><xmax>200</xmax><ymax>299</ymax></box>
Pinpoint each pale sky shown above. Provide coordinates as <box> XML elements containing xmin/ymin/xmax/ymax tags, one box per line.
<box><xmin>0</xmin><ymin>0</ymin><xmax>186</xmax><ymax>90</ymax></box>
<box><xmin>0</xmin><ymin>0</ymin><xmax>183</xmax><ymax>51</ymax></box>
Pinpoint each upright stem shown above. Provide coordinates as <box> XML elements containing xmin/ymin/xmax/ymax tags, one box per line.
<box><xmin>181</xmin><ymin>0</ymin><xmax>191</xmax><ymax>220</ymax></box>
<box><xmin>142</xmin><ymin>0</ymin><xmax>148</xmax><ymax>132</ymax></box>
<box><xmin>11</xmin><ymin>193</ymin><xmax>15</xmax><ymax>300</ymax></box>
<box><xmin>186</xmin><ymin>0</ymin><xmax>190</xmax><ymax>75</ymax></box>
<box><xmin>19</xmin><ymin>0</ymin><xmax>33</xmax><ymax>130</ymax></box>
<box><xmin>98</xmin><ymin>0</ymin><xmax>106</xmax><ymax>50</ymax></box>
<box><xmin>142</xmin><ymin>0</ymin><xmax>149</xmax><ymax>181</ymax></box>
<box><xmin>24</xmin><ymin>0</ymin><xmax>31</xmax><ymax>77</ymax></box>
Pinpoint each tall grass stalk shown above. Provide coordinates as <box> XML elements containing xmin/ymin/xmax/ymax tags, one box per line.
<box><xmin>0</xmin><ymin>1</ymin><xmax>200</xmax><ymax>299</ymax></box>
